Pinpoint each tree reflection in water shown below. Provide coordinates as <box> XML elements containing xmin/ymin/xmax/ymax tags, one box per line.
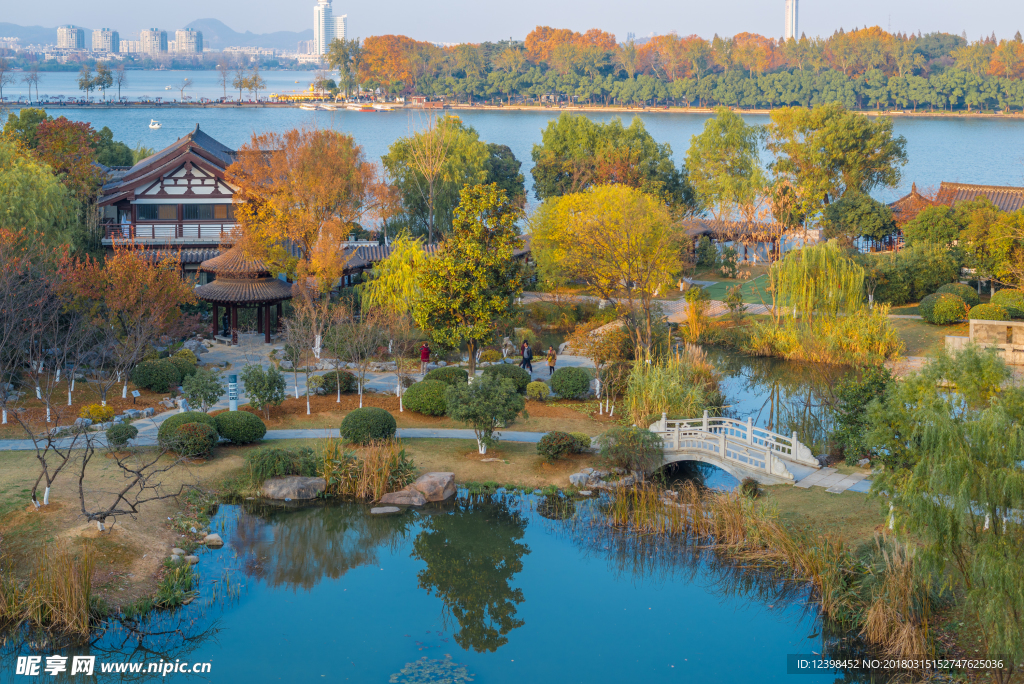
<box><xmin>412</xmin><ymin>492</ymin><xmax>530</xmax><ymax>653</ymax></box>
<box><xmin>230</xmin><ymin>500</ymin><xmax>413</xmax><ymax>590</ymax></box>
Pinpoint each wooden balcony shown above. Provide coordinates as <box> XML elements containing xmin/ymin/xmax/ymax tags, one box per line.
<box><xmin>102</xmin><ymin>220</ymin><xmax>239</xmax><ymax>244</ymax></box>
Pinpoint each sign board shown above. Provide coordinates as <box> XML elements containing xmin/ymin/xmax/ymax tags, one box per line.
<box><xmin>131</xmin><ymin>390</ymin><xmax>141</xmax><ymax>398</ymax></box>
<box><xmin>228</xmin><ymin>375</ymin><xmax>238</xmax><ymax>401</ymax></box>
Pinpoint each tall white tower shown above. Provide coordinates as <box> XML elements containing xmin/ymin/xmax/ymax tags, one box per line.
<box><xmin>314</xmin><ymin>0</ymin><xmax>345</xmax><ymax>55</ymax></box>
<box><xmin>784</xmin><ymin>0</ymin><xmax>798</xmax><ymax>40</ymax></box>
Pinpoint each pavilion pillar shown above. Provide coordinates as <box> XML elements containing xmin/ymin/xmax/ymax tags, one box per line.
<box><xmin>264</xmin><ymin>303</ymin><xmax>272</xmax><ymax>344</ymax></box>
<box><xmin>211</xmin><ymin>303</ymin><xmax>218</xmax><ymax>337</ymax></box>
<box><xmin>257</xmin><ymin>305</ymin><xmax>264</xmax><ymax>335</ymax></box>
<box><xmin>276</xmin><ymin>302</ymin><xmax>283</xmax><ymax>332</ymax></box>
<box><xmin>231</xmin><ymin>305</ymin><xmax>238</xmax><ymax>345</ymax></box>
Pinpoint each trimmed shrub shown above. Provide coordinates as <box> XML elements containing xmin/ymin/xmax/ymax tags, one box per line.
<box><xmin>80</xmin><ymin>404</ymin><xmax>114</xmax><ymax>423</ymax></box>
<box><xmin>340</xmin><ymin>407</ymin><xmax>397</xmax><ymax>445</ymax></box>
<box><xmin>215</xmin><ymin>411</ymin><xmax>267</xmax><ymax>445</ymax></box>
<box><xmin>424</xmin><ymin>366</ymin><xmax>469</xmax><ymax>386</ymax></box>
<box><xmin>526</xmin><ymin>381</ymin><xmax>550</xmax><ymax>401</ymax></box>
<box><xmin>739</xmin><ymin>477</ymin><xmax>763</xmax><ymax>499</ymax></box>
<box><xmin>479</xmin><ymin>350</ymin><xmax>502</xmax><ymax>364</ymax></box>
<box><xmin>158</xmin><ymin>411</ymin><xmax>219</xmax><ymax>445</ymax></box>
<box><xmin>968</xmin><ymin>303</ymin><xmax>1010</xmax><ymax>321</ymax></box>
<box><xmin>991</xmin><ymin>289</ymin><xmax>1024</xmax><ymax>318</ymax></box>
<box><xmin>320</xmin><ymin>369</ymin><xmax>356</xmax><ymax>395</ymax></box>
<box><xmin>936</xmin><ymin>283</ymin><xmax>980</xmax><ymax>308</ymax></box>
<box><xmin>168</xmin><ymin>354</ymin><xmax>198</xmax><ymax>380</ymax></box>
<box><xmin>106</xmin><ymin>423</ymin><xmax>138</xmax><ymax>448</ymax></box>
<box><xmin>550</xmin><ymin>367</ymin><xmax>591</xmax><ymax>399</ymax></box>
<box><xmin>307</xmin><ymin>375</ymin><xmax>325</xmax><ymax>395</ymax></box>
<box><xmin>173</xmin><ymin>348</ymin><xmax>198</xmax><ymax>365</ymax></box>
<box><xmin>597</xmin><ymin>426</ymin><xmax>663</xmax><ymax>474</ymax></box>
<box><xmin>919</xmin><ymin>293</ymin><xmax>969</xmax><ymax>325</ymax></box>
<box><xmin>131</xmin><ymin>360</ymin><xmax>181</xmax><ymax>393</ymax></box>
<box><xmin>537</xmin><ymin>431</ymin><xmax>577</xmax><ymax>462</ymax></box>
<box><xmin>171</xmin><ymin>422</ymin><xmax>218</xmax><ymax>459</ymax></box>
<box><xmin>402</xmin><ymin>380</ymin><xmax>449</xmax><ymax>416</ymax></box>
<box><xmin>569</xmin><ymin>432</ymin><xmax>592</xmax><ymax>453</ymax></box>
<box><xmin>481</xmin><ymin>363</ymin><xmax>531</xmax><ymax>393</ymax></box>
<box><xmin>246</xmin><ymin>446</ymin><xmax>318</xmax><ymax>485</ymax></box>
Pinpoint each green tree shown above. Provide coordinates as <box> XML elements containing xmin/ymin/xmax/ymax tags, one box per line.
<box><xmin>771</xmin><ymin>239</ymin><xmax>864</xmax><ymax>320</ymax></box>
<box><xmin>832</xmin><ymin>364</ymin><xmax>892</xmax><ymax>463</ymax></box>
<box><xmin>412</xmin><ymin>493</ymin><xmax>529</xmax><ymax>652</ymax></box>
<box><xmin>820</xmin><ymin>190</ymin><xmax>897</xmax><ymax>245</ymax></box>
<box><xmin>240</xmin><ymin>364</ymin><xmax>287</xmax><ymax>419</ymax></box>
<box><xmin>482</xmin><ymin>143</ymin><xmax>526</xmax><ymax>207</ymax></box>
<box><xmin>182</xmin><ymin>367</ymin><xmax>225</xmax><ymax>412</ymax></box>
<box><xmin>413</xmin><ymin>184</ymin><xmax>524</xmax><ymax>374</ymax></box>
<box><xmin>94</xmin><ymin>126</ymin><xmax>134</xmax><ymax>167</ymax></box>
<box><xmin>326</xmin><ymin>38</ymin><xmax>363</xmax><ymax>98</ymax></box>
<box><xmin>445</xmin><ymin>372</ymin><xmax>527</xmax><ymax>454</ymax></box>
<box><xmin>361</xmin><ymin>232</ymin><xmax>430</xmax><ymax>315</ymax></box>
<box><xmin>0</xmin><ymin>137</ymin><xmax>80</xmax><ymax>242</ymax></box>
<box><xmin>91</xmin><ymin>62</ymin><xmax>114</xmax><ymax>102</ymax></box>
<box><xmin>3</xmin><ymin>107</ymin><xmax>49</xmax><ymax>148</ymax></box>
<box><xmin>77</xmin><ymin>65</ymin><xmax>95</xmax><ymax>102</ymax></box>
<box><xmin>684</xmin><ymin>106</ymin><xmax>765</xmax><ymax>220</ymax></box>
<box><xmin>530</xmin><ymin>113</ymin><xmax>693</xmax><ymax>209</ymax></box>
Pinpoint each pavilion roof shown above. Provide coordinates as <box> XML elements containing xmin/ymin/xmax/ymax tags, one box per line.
<box><xmin>194</xmin><ymin>277</ymin><xmax>292</xmax><ymax>305</ymax></box>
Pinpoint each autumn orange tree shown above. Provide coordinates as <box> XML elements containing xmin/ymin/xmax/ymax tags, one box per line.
<box><xmin>359</xmin><ymin>35</ymin><xmax>428</xmax><ymax>95</ymax></box>
<box><xmin>70</xmin><ymin>244</ymin><xmax>198</xmax><ymax>405</ymax></box>
<box><xmin>226</xmin><ymin>128</ymin><xmax>393</xmax><ymax>285</ymax></box>
<box><xmin>34</xmin><ymin>117</ymin><xmax>103</xmax><ymax>202</ymax></box>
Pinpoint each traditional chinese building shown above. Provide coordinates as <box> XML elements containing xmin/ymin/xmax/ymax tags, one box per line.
<box><xmin>97</xmin><ymin>124</ymin><xmax>239</xmax><ymax>281</ymax></box>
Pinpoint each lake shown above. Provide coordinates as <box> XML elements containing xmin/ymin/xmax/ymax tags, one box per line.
<box><xmin>9</xmin><ymin>70</ymin><xmax>1024</xmax><ymax>203</ymax></box>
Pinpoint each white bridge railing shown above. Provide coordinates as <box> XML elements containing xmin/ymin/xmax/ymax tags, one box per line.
<box><xmin>649</xmin><ymin>411</ymin><xmax>819</xmax><ymax>481</ymax></box>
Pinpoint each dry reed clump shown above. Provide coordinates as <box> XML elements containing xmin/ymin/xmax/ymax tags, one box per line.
<box><xmin>601</xmin><ymin>483</ymin><xmax>930</xmax><ymax>660</ymax></box>
<box><xmin>0</xmin><ymin>546</ymin><xmax>94</xmax><ymax>638</ymax></box>
<box><xmin>745</xmin><ymin>307</ymin><xmax>904</xmax><ymax>366</ymax></box>
<box><xmin>623</xmin><ymin>345</ymin><xmax>723</xmax><ymax>426</ymax></box>
<box><xmin>318</xmin><ymin>437</ymin><xmax>416</xmax><ymax>502</ymax></box>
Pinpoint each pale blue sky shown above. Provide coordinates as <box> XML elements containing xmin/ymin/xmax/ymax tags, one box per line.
<box><xmin>8</xmin><ymin>0</ymin><xmax>1024</xmax><ymax>44</ymax></box>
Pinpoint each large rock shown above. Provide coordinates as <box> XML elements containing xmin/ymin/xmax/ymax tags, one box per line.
<box><xmin>203</xmin><ymin>533</ymin><xmax>224</xmax><ymax>548</ymax></box>
<box><xmin>182</xmin><ymin>339</ymin><xmax>207</xmax><ymax>356</ymax></box>
<box><xmin>569</xmin><ymin>473</ymin><xmax>589</xmax><ymax>487</ymax></box>
<box><xmin>410</xmin><ymin>472</ymin><xmax>456</xmax><ymax>502</ymax></box>
<box><xmin>379</xmin><ymin>488</ymin><xmax>426</xmax><ymax>506</ymax></box>
<box><xmin>262</xmin><ymin>476</ymin><xmax>327</xmax><ymax>500</ymax></box>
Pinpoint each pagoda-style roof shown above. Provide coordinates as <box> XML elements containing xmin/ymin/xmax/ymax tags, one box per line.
<box><xmin>198</xmin><ymin>245</ymin><xmax>273</xmax><ymax>276</ymax></box>
<box><xmin>934</xmin><ymin>182</ymin><xmax>1024</xmax><ymax>212</ymax></box>
<box><xmin>194</xmin><ymin>245</ymin><xmax>292</xmax><ymax>305</ymax></box>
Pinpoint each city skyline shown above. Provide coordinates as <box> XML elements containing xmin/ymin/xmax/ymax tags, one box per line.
<box><xmin>3</xmin><ymin>0</ymin><xmax>1023</xmax><ymax>45</ymax></box>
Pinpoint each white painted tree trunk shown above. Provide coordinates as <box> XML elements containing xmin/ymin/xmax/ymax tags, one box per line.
<box><xmin>2</xmin><ymin>409</ymin><xmax>6</xmax><ymax>424</ymax></box>
<box><xmin>888</xmin><ymin>503</ymin><xmax>895</xmax><ymax>531</ymax></box>
<box><xmin>55</xmin><ymin>369</ymin><xmax>60</xmax><ymax>383</ymax></box>
<box><xmin>96</xmin><ymin>520</ymin><xmax>105</xmax><ymax>531</ymax></box>
<box><xmin>122</xmin><ymin>382</ymin><xmax>127</xmax><ymax>399</ymax></box>
<box><xmin>477</xmin><ymin>439</ymin><xmax>487</xmax><ymax>455</ymax></box>
<box><xmin>71</xmin><ymin>377</ymin><xmax>75</xmax><ymax>392</ymax></box>
<box><xmin>397</xmin><ymin>380</ymin><xmax>403</xmax><ymax>412</ymax></box>
<box><xmin>43</xmin><ymin>487</ymin><xmax>50</xmax><ymax>505</ymax></box>
<box><xmin>35</xmin><ymin>386</ymin><xmax>41</xmax><ymax>400</ymax></box>
<box><xmin>33</xmin><ymin>499</ymin><xmax>40</xmax><ymax>509</ymax></box>
<box><xmin>306</xmin><ymin>394</ymin><xmax>310</xmax><ymax>415</ymax></box>
<box><xmin>68</xmin><ymin>388</ymin><xmax>72</xmax><ymax>406</ymax></box>
<box><xmin>358</xmin><ymin>381</ymin><xmax>363</xmax><ymax>409</ymax></box>
<box><xmin>294</xmin><ymin>376</ymin><xmax>299</xmax><ymax>399</ymax></box>
<box><xmin>46</xmin><ymin>406</ymin><xmax>50</xmax><ymax>423</ymax></box>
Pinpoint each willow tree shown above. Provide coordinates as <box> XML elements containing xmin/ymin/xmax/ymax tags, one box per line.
<box><xmin>770</xmin><ymin>240</ymin><xmax>864</xmax><ymax>321</ymax></box>
<box><xmin>361</xmin><ymin>232</ymin><xmax>430</xmax><ymax>315</ymax></box>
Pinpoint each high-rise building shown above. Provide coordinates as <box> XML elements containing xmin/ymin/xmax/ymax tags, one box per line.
<box><xmin>140</xmin><ymin>28</ymin><xmax>168</xmax><ymax>54</ymax></box>
<box><xmin>784</xmin><ymin>0</ymin><xmax>798</xmax><ymax>40</ymax></box>
<box><xmin>57</xmin><ymin>25</ymin><xmax>86</xmax><ymax>49</ymax></box>
<box><xmin>92</xmin><ymin>28</ymin><xmax>119</xmax><ymax>53</ymax></box>
<box><xmin>313</xmin><ymin>0</ymin><xmax>347</xmax><ymax>55</ymax></box>
<box><xmin>175</xmin><ymin>28</ymin><xmax>203</xmax><ymax>53</ymax></box>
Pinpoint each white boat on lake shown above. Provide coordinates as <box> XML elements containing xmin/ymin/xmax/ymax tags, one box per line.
<box><xmin>299</xmin><ymin>103</ymin><xmax>319</xmax><ymax>111</ymax></box>
<box><xmin>149</xmin><ymin>119</ymin><xmax>161</xmax><ymax>129</ymax></box>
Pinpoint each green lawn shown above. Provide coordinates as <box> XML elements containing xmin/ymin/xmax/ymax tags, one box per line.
<box><xmin>701</xmin><ymin>274</ymin><xmax>772</xmax><ymax>304</ymax></box>
<box><xmin>891</xmin><ymin>318</ymin><xmax>968</xmax><ymax>357</ymax></box>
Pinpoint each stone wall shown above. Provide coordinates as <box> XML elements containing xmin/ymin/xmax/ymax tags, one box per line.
<box><xmin>959</xmin><ymin>319</ymin><xmax>1024</xmax><ymax>365</ymax></box>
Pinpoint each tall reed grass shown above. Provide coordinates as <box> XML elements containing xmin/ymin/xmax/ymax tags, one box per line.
<box><xmin>0</xmin><ymin>546</ymin><xmax>94</xmax><ymax>637</ymax></box>
<box><xmin>744</xmin><ymin>306</ymin><xmax>903</xmax><ymax>366</ymax></box>
<box><xmin>601</xmin><ymin>483</ymin><xmax>930</xmax><ymax>660</ymax></box>
<box><xmin>318</xmin><ymin>438</ymin><xmax>416</xmax><ymax>502</ymax></box>
<box><xmin>623</xmin><ymin>344</ymin><xmax>723</xmax><ymax>426</ymax></box>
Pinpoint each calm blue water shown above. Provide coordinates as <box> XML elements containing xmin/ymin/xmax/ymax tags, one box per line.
<box><xmin>9</xmin><ymin>69</ymin><xmax>1024</xmax><ymax>203</ymax></box>
<box><xmin>1</xmin><ymin>494</ymin><xmax>857</xmax><ymax>683</ymax></box>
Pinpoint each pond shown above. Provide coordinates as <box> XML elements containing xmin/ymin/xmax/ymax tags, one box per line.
<box><xmin>1</xmin><ymin>492</ymin><xmax>883</xmax><ymax>683</ymax></box>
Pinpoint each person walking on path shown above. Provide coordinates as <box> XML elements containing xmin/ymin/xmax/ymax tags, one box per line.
<box><xmin>521</xmin><ymin>342</ymin><xmax>534</xmax><ymax>374</ymax></box>
<box><xmin>420</xmin><ymin>342</ymin><xmax>431</xmax><ymax>375</ymax></box>
<box><xmin>546</xmin><ymin>346</ymin><xmax>557</xmax><ymax>376</ymax></box>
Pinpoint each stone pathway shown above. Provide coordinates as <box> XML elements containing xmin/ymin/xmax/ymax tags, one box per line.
<box><xmin>793</xmin><ymin>466</ymin><xmax>871</xmax><ymax>493</ymax></box>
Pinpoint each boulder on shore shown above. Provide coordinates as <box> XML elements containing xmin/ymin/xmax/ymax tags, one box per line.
<box><xmin>379</xmin><ymin>488</ymin><xmax>427</xmax><ymax>506</ymax></box>
<box><xmin>410</xmin><ymin>472</ymin><xmax>456</xmax><ymax>502</ymax></box>
<box><xmin>203</xmin><ymin>533</ymin><xmax>224</xmax><ymax>548</ymax></box>
<box><xmin>262</xmin><ymin>476</ymin><xmax>327</xmax><ymax>500</ymax></box>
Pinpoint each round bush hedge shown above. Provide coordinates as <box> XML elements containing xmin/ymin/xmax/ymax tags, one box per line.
<box><xmin>526</xmin><ymin>381</ymin><xmax>550</xmax><ymax>401</ymax></box>
<box><xmin>991</xmin><ymin>289</ymin><xmax>1024</xmax><ymax>318</ymax></box>
<box><xmin>402</xmin><ymin>379</ymin><xmax>449</xmax><ymax>416</ymax></box>
<box><xmin>168</xmin><ymin>354</ymin><xmax>198</xmax><ymax>380</ymax></box>
<box><xmin>321</xmin><ymin>369</ymin><xmax>356</xmax><ymax>394</ymax></box>
<box><xmin>172</xmin><ymin>422</ymin><xmax>218</xmax><ymax>458</ymax></box>
<box><xmin>340</xmin><ymin>407</ymin><xmax>397</xmax><ymax>445</ymax></box>
<box><xmin>215</xmin><ymin>411</ymin><xmax>267</xmax><ymax>444</ymax></box>
<box><xmin>131</xmin><ymin>360</ymin><xmax>181</xmax><ymax>393</ymax></box>
<box><xmin>550</xmin><ymin>367</ymin><xmax>591</xmax><ymax>399</ymax></box>
<box><xmin>481</xmin><ymin>363</ymin><xmax>531</xmax><ymax>393</ymax></box>
<box><xmin>936</xmin><ymin>283</ymin><xmax>980</xmax><ymax>308</ymax></box>
<box><xmin>919</xmin><ymin>293</ymin><xmax>969</xmax><ymax>325</ymax></box>
<box><xmin>158</xmin><ymin>411</ymin><xmax>219</xmax><ymax>445</ymax></box>
<box><xmin>968</xmin><ymin>303</ymin><xmax>1010</xmax><ymax>321</ymax></box>
<box><xmin>106</xmin><ymin>423</ymin><xmax>138</xmax><ymax>448</ymax></box>
<box><xmin>569</xmin><ymin>432</ymin><xmax>592</xmax><ymax>453</ymax></box>
<box><xmin>537</xmin><ymin>431</ymin><xmax>577</xmax><ymax>462</ymax></box>
<box><xmin>479</xmin><ymin>350</ymin><xmax>502</xmax><ymax>364</ymax></box>
<box><xmin>80</xmin><ymin>403</ymin><xmax>114</xmax><ymax>423</ymax></box>
<box><xmin>424</xmin><ymin>366</ymin><xmax>469</xmax><ymax>386</ymax></box>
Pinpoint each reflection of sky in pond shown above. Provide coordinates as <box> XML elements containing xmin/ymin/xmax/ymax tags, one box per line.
<box><xmin>2</xmin><ymin>493</ymin><xmax>889</xmax><ymax>683</ymax></box>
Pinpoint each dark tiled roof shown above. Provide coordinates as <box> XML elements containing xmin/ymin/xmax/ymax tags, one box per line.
<box><xmin>128</xmin><ymin>124</ymin><xmax>234</xmax><ymax>175</ymax></box>
<box><xmin>680</xmin><ymin>218</ymin><xmax>789</xmax><ymax>239</ymax></box>
<box><xmin>888</xmin><ymin>183</ymin><xmax>938</xmax><ymax>225</ymax></box>
<box><xmin>140</xmin><ymin>248</ymin><xmax>221</xmax><ymax>265</ymax></box>
<box><xmin>935</xmin><ymin>182</ymin><xmax>1024</xmax><ymax>212</ymax></box>
<box><xmin>194</xmin><ymin>277</ymin><xmax>292</xmax><ymax>304</ymax></box>
<box><xmin>199</xmin><ymin>245</ymin><xmax>272</xmax><ymax>276</ymax></box>
<box><xmin>342</xmin><ymin>236</ymin><xmax>530</xmax><ymax>271</ymax></box>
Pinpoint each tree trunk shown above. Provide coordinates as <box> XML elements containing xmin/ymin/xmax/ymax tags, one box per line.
<box><xmin>466</xmin><ymin>339</ymin><xmax>477</xmax><ymax>375</ymax></box>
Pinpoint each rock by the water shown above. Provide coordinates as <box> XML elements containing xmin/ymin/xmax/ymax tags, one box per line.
<box><xmin>170</xmin><ymin>555</ymin><xmax>181</xmax><ymax>563</ymax></box>
<box><xmin>857</xmin><ymin>458</ymin><xmax>871</xmax><ymax>468</ymax></box>
<box><xmin>379</xmin><ymin>488</ymin><xmax>427</xmax><ymax>506</ymax></box>
<box><xmin>569</xmin><ymin>473</ymin><xmax>589</xmax><ymax>487</ymax></box>
<box><xmin>171</xmin><ymin>547</ymin><xmax>185</xmax><ymax>555</ymax></box>
<box><xmin>184</xmin><ymin>555</ymin><xmax>199</xmax><ymax>565</ymax></box>
<box><xmin>203</xmin><ymin>533</ymin><xmax>224</xmax><ymax>548</ymax></box>
<box><xmin>262</xmin><ymin>476</ymin><xmax>327</xmax><ymax>500</ymax></box>
<box><xmin>410</xmin><ymin>472</ymin><xmax>456</xmax><ymax>502</ymax></box>
<box><xmin>370</xmin><ymin>506</ymin><xmax>401</xmax><ymax>515</ymax></box>
<box><xmin>579</xmin><ymin>490</ymin><xmax>592</xmax><ymax>496</ymax></box>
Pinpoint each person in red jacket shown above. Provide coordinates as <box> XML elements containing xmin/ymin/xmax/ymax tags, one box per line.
<box><xmin>420</xmin><ymin>342</ymin><xmax>431</xmax><ymax>375</ymax></box>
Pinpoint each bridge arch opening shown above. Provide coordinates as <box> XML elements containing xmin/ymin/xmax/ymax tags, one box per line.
<box><xmin>657</xmin><ymin>460</ymin><xmax>740</xmax><ymax>491</ymax></box>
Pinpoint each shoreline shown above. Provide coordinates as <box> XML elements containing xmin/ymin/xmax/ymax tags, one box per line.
<box><xmin>9</xmin><ymin>102</ymin><xmax>1024</xmax><ymax>120</ymax></box>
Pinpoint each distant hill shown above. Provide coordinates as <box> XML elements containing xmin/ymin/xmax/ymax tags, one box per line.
<box><xmin>184</xmin><ymin>19</ymin><xmax>313</xmax><ymax>51</ymax></box>
<box><xmin>0</xmin><ymin>23</ymin><xmax>60</xmax><ymax>46</ymax></box>
<box><xmin>0</xmin><ymin>20</ymin><xmax>312</xmax><ymax>51</ymax></box>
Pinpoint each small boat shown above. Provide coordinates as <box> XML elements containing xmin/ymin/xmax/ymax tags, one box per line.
<box><xmin>345</xmin><ymin>103</ymin><xmax>375</xmax><ymax>112</ymax></box>
<box><xmin>373</xmin><ymin>103</ymin><xmax>395</xmax><ymax>112</ymax></box>
<box><xmin>320</xmin><ymin>103</ymin><xmax>337</xmax><ymax>111</ymax></box>
<box><xmin>299</xmin><ymin>103</ymin><xmax>319</xmax><ymax>111</ymax></box>
<box><xmin>149</xmin><ymin>119</ymin><xmax>161</xmax><ymax>129</ymax></box>
<box><xmin>165</xmin><ymin>86</ymin><xmax>172</xmax><ymax>90</ymax></box>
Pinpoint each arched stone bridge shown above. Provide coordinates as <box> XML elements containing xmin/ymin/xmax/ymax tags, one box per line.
<box><xmin>649</xmin><ymin>412</ymin><xmax>820</xmax><ymax>485</ymax></box>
